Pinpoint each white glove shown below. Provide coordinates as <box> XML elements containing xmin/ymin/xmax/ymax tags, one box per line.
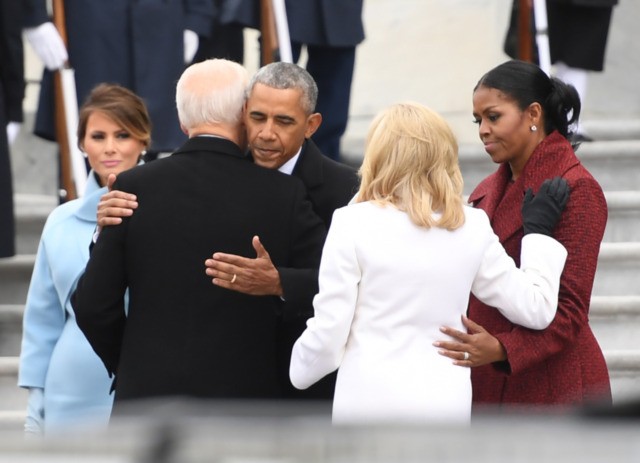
<box><xmin>6</xmin><ymin>122</ymin><xmax>21</xmax><ymax>145</ymax></box>
<box><xmin>24</xmin><ymin>387</ymin><xmax>45</xmax><ymax>435</ymax></box>
<box><xmin>183</xmin><ymin>29</ymin><xmax>199</xmax><ymax>64</ymax></box>
<box><xmin>24</xmin><ymin>22</ymin><xmax>68</xmax><ymax>71</ymax></box>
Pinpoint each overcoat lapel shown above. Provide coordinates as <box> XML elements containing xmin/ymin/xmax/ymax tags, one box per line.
<box><xmin>292</xmin><ymin>139</ymin><xmax>324</xmax><ymax>192</ymax></box>
<box><xmin>469</xmin><ymin>131</ymin><xmax>581</xmax><ymax>243</ymax></box>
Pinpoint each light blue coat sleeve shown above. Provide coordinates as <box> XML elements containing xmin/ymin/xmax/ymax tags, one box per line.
<box><xmin>18</xmin><ymin>237</ymin><xmax>66</xmax><ymax>388</ymax></box>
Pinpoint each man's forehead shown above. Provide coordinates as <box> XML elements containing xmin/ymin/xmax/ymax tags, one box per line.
<box><xmin>247</xmin><ymin>85</ymin><xmax>305</xmax><ymax>113</ymax></box>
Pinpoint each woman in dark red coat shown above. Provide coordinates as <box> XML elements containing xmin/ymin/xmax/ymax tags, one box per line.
<box><xmin>435</xmin><ymin>60</ymin><xmax>611</xmax><ymax>410</ymax></box>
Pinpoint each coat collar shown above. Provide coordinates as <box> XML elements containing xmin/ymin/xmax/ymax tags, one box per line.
<box><xmin>75</xmin><ymin>171</ymin><xmax>107</xmax><ymax>223</ymax></box>
<box><xmin>291</xmin><ymin>139</ymin><xmax>324</xmax><ymax>189</ymax></box>
<box><xmin>173</xmin><ymin>135</ymin><xmax>247</xmax><ymax>160</ymax></box>
<box><xmin>468</xmin><ymin>131</ymin><xmax>580</xmax><ymax>241</ymax></box>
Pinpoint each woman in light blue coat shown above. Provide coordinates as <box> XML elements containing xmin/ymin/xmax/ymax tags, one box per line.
<box><xmin>18</xmin><ymin>84</ymin><xmax>151</xmax><ymax>434</ymax></box>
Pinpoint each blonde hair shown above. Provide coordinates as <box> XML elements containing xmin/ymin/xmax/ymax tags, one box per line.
<box><xmin>357</xmin><ymin>102</ymin><xmax>465</xmax><ymax>230</ymax></box>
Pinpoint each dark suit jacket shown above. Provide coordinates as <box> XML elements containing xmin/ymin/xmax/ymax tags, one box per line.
<box><xmin>72</xmin><ymin>136</ymin><xmax>326</xmax><ymax>403</ymax></box>
<box><xmin>278</xmin><ymin>139</ymin><xmax>359</xmax><ymax>307</ymax></box>
<box><xmin>1</xmin><ymin>0</ymin><xmax>23</xmax><ymax>257</ymax></box>
<box><xmin>467</xmin><ymin>131</ymin><xmax>611</xmax><ymax>408</ymax></box>
<box><xmin>276</xmin><ymin>139</ymin><xmax>359</xmax><ymax>400</ymax></box>
<box><xmin>221</xmin><ymin>0</ymin><xmax>364</xmax><ymax>46</ymax></box>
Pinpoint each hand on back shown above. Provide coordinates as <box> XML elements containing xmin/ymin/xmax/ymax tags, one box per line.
<box><xmin>96</xmin><ymin>174</ymin><xmax>138</xmax><ymax>232</ymax></box>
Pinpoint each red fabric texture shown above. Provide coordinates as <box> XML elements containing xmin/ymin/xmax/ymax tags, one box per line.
<box><xmin>468</xmin><ymin>131</ymin><xmax>612</xmax><ymax>410</ymax></box>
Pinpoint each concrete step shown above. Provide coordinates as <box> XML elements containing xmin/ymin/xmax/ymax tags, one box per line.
<box><xmin>0</xmin><ymin>305</ymin><xmax>22</xmax><ymax>357</ymax></box>
<box><xmin>592</xmin><ymin>242</ymin><xmax>640</xmax><ymax>296</ymax></box>
<box><xmin>13</xmin><ymin>190</ymin><xmax>639</xmax><ymax>257</ymax></box>
<box><xmin>590</xmin><ymin>296</ymin><xmax>640</xmax><ymax>351</ymax></box>
<box><xmin>0</xmin><ymin>254</ymin><xmax>35</xmax><ymax>305</ymax></box>
<box><xmin>2</xmin><ymin>241</ymin><xmax>637</xmax><ymax>306</ymax></box>
<box><xmin>0</xmin><ymin>351</ymin><xmax>637</xmax><ymax>422</ymax></box>
<box><xmin>457</xmin><ymin>140</ymin><xmax>640</xmax><ymax>195</ymax></box>
<box><xmin>0</xmin><ymin>357</ymin><xmax>27</xmax><ymax>413</ymax></box>
<box><xmin>0</xmin><ymin>298</ymin><xmax>636</xmax><ymax>359</ymax></box>
<box><xmin>10</xmin><ymin>188</ymin><xmax>640</xmax><ymax>272</ymax></box>
<box><xmin>603</xmin><ymin>191</ymin><xmax>640</xmax><ymax>242</ymax></box>
<box><xmin>582</xmin><ymin>119</ymin><xmax>640</xmax><ymax>142</ymax></box>
<box><xmin>605</xmin><ymin>350</ymin><xmax>640</xmax><ymax>403</ymax></box>
<box><xmin>14</xmin><ymin>193</ymin><xmax>57</xmax><ymax>255</ymax></box>
<box><xmin>1</xmin><ymin>242</ymin><xmax>637</xmax><ymax>328</ymax></box>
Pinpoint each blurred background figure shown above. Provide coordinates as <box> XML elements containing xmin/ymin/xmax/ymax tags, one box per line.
<box><xmin>224</xmin><ymin>0</ymin><xmax>365</xmax><ymax>162</ymax></box>
<box><xmin>286</xmin><ymin>0</ymin><xmax>365</xmax><ymax>162</ymax></box>
<box><xmin>18</xmin><ymin>84</ymin><xmax>151</xmax><ymax>435</ymax></box>
<box><xmin>504</xmin><ymin>0</ymin><xmax>619</xmax><ymax>141</ymax></box>
<box><xmin>546</xmin><ymin>0</ymin><xmax>618</xmax><ymax>141</ymax></box>
<box><xmin>193</xmin><ymin>0</ymin><xmax>245</xmax><ymax>64</ymax></box>
<box><xmin>22</xmin><ymin>0</ymin><xmax>213</xmax><ymax>169</ymax></box>
<box><xmin>0</xmin><ymin>0</ymin><xmax>24</xmax><ymax>258</ymax></box>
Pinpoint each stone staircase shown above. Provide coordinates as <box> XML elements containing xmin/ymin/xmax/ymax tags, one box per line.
<box><xmin>1</xmin><ymin>131</ymin><xmax>640</xmax><ymax>432</ymax></box>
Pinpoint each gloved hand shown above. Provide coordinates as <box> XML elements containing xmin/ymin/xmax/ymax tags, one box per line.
<box><xmin>183</xmin><ymin>29</ymin><xmax>199</xmax><ymax>64</ymax></box>
<box><xmin>6</xmin><ymin>122</ymin><xmax>21</xmax><ymax>145</ymax></box>
<box><xmin>24</xmin><ymin>22</ymin><xmax>68</xmax><ymax>71</ymax></box>
<box><xmin>24</xmin><ymin>387</ymin><xmax>45</xmax><ymax>435</ymax></box>
<box><xmin>522</xmin><ymin>176</ymin><xmax>570</xmax><ymax>236</ymax></box>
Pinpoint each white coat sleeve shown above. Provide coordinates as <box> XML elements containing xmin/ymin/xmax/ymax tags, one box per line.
<box><xmin>472</xmin><ymin>232</ymin><xmax>567</xmax><ymax>330</ymax></box>
<box><xmin>290</xmin><ymin>209</ymin><xmax>360</xmax><ymax>390</ymax></box>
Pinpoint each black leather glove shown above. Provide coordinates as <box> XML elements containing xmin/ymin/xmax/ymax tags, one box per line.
<box><xmin>521</xmin><ymin>177</ymin><xmax>570</xmax><ymax>236</ymax></box>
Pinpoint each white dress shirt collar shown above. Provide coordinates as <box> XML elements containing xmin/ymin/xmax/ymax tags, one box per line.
<box><xmin>278</xmin><ymin>147</ymin><xmax>302</xmax><ymax>176</ymax></box>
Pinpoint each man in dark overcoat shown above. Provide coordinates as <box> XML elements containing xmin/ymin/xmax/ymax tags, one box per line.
<box><xmin>71</xmin><ymin>59</ymin><xmax>326</xmax><ymax>406</ymax></box>
<box><xmin>205</xmin><ymin>62</ymin><xmax>360</xmax><ymax>400</ymax></box>
<box><xmin>96</xmin><ymin>62</ymin><xmax>360</xmax><ymax>402</ymax></box>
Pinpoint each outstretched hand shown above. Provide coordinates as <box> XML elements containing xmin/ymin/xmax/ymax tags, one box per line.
<box><xmin>522</xmin><ymin>176</ymin><xmax>570</xmax><ymax>236</ymax></box>
<box><xmin>434</xmin><ymin>315</ymin><xmax>507</xmax><ymax>367</ymax></box>
<box><xmin>205</xmin><ymin>236</ymin><xmax>283</xmax><ymax>296</ymax></box>
<box><xmin>96</xmin><ymin>174</ymin><xmax>138</xmax><ymax>232</ymax></box>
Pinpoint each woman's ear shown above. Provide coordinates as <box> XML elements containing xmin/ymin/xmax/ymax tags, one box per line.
<box><xmin>527</xmin><ymin>102</ymin><xmax>543</xmax><ymax>127</ymax></box>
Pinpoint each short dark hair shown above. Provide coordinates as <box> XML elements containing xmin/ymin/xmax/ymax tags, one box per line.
<box><xmin>247</xmin><ymin>62</ymin><xmax>318</xmax><ymax>115</ymax></box>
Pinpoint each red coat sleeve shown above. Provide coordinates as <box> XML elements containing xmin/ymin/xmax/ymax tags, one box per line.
<box><xmin>496</xmin><ymin>174</ymin><xmax>607</xmax><ymax>374</ymax></box>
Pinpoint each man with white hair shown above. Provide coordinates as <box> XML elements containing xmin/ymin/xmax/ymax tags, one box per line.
<box><xmin>72</xmin><ymin>59</ymin><xmax>326</xmax><ymax>408</ymax></box>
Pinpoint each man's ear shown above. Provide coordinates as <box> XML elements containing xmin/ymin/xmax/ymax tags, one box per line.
<box><xmin>304</xmin><ymin>113</ymin><xmax>322</xmax><ymax>138</ymax></box>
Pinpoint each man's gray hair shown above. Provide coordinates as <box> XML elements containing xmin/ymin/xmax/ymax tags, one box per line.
<box><xmin>247</xmin><ymin>62</ymin><xmax>318</xmax><ymax>115</ymax></box>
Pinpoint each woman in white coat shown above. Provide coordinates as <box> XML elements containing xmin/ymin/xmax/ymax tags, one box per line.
<box><xmin>289</xmin><ymin>102</ymin><xmax>570</xmax><ymax>425</ymax></box>
<box><xmin>18</xmin><ymin>84</ymin><xmax>151</xmax><ymax>434</ymax></box>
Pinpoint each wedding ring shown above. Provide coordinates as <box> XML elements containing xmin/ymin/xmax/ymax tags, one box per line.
<box><xmin>231</xmin><ymin>274</ymin><xmax>237</xmax><ymax>284</ymax></box>
<box><xmin>463</xmin><ymin>352</ymin><xmax>469</xmax><ymax>361</ymax></box>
